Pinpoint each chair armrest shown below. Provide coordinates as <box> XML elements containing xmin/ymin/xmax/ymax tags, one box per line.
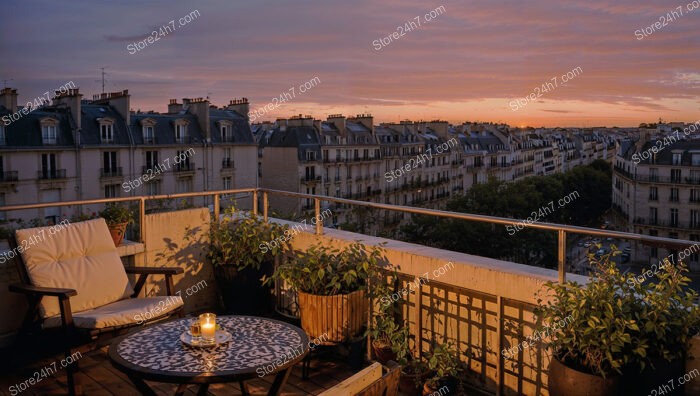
<box><xmin>125</xmin><ymin>267</ymin><xmax>184</xmax><ymax>275</ymax></box>
<box><xmin>9</xmin><ymin>283</ymin><xmax>77</xmax><ymax>298</ymax></box>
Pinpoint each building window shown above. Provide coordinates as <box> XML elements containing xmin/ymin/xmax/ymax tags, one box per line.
<box><xmin>102</xmin><ymin>151</ymin><xmax>119</xmax><ymax>176</ymax></box>
<box><xmin>0</xmin><ymin>193</ymin><xmax>5</xmax><ymax>220</ymax></box>
<box><xmin>104</xmin><ymin>184</ymin><xmax>120</xmax><ymax>198</ymax></box>
<box><xmin>146</xmin><ymin>151</ymin><xmax>158</xmax><ymax>169</ymax></box>
<box><xmin>42</xmin><ymin>125</ymin><xmax>57</xmax><ymax>144</ymax></box>
<box><xmin>691</xmin><ymin>210</ymin><xmax>700</xmax><ymax>229</ymax></box>
<box><xmin>145</xmin><ymin>181</ymin><xmax>160</xmax><ymax>196</ymax></box>
<box><xmin>650</xmin><ymin>207</ymin><xmax>658</xmax><ymax>224</ymax></box>
<box><xmin>175</xmin><ymin>123</ymin><xmax>188</xmax><ymax>143</ymax></box>
<box><xmin>176</xmin><ymin>179</ymin><xmax>192</xmax><ymax>194</ymax></box>
<box><xmin>223</xmin><ymin>176</ymin><xmax>232</xmax><ymax>190</ymax></box>
<box><xmin>649</xmin><ymin>168</ymin><xmax>658</xmax><ymax>182</ymax></box>
<box><xmin>692</xmin><ymin>154</ymin><xmax>700</xmax><ymax>166</ymax></box>
<box><xmin>40</xmin><ymin>153</ymin><xmax>59</xmax><ymax>179</ymax></box>
<box><xmin>0</xmin><ymin>125</ymin><xmax>5</xmax><ymax>145</ymax></box>
<box><xmin>143</xmin><ymin>126</ymin><xmax>154</xmax><ymax>143</ymax></box>
<box><xmin>100</xmin><ymin>123</ymin><xmax>114</xmax><ymax>143</ymax></box>
<box><xmin>670</xmin><ymin>208</ymin><xmax>679</xmax><ymax>227</ymax></box>
<box><xmin>649</xmin><ymin>186</ymin><xmax>658</xmax><ymax>201</ymax></box>
<box><xmin>176</xmin><ymin>150</ymin><xmax>191</xmax><ymax>171</ymax></box>
<box><xmin>305</xmin><ymin>151</ymin><xmax>316</xmax><ymax>161</ymax></box>
<box><xmin>672</xmin><ymin>153</ymin><xmax>682</xmax><ymax>165</ymax></box>
<box><xmin>671</xmin><ymin>169</ymin><xmax>681</xmax><ymax>183</ymax></box>
<box><xmin>670</xmin><ymin>188</ymin><xmax>679</xmax><ymax>202</ymax></box>
<box><xmin>692</xmin><ymin>189</ymin><xmax>700</xmax><ymax>203</ymax></box>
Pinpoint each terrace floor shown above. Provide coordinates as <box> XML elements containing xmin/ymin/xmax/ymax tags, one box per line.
<box><xmin>0</xmin><ymin>346</ymin><xmax>375</xmax><ymax>396</ymax></box>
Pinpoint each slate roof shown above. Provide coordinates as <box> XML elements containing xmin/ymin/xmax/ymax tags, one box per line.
<box><xmin>81</xmin><ymin>104</ymin><xmax>131</xmax><ymax>145</ymax></box>
<box><xmin>0</xmin><ymin>105</ymin><xmax>75</xmax><ymax>147</ymax></box>
<box><xmin>209</xmin><ymin>109</ymin><xmax>255</xmax><ymax>144</ymax></box>
<box><xmin>129</xmin><ymin>113</ymin><xmax>205</xmax><ymax>145</ymax></box>
<box><xmin>635</xmin><ymin>139</ymin><xmax>700</xmax><ymax>165</ymax></box>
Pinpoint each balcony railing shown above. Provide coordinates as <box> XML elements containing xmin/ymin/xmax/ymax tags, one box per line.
<box><xmin>300</xmin><ymin>176</ymin><xmax>321</xmax><ymax>183</ymax></box>
<box><xmin>0</xmin><ymin>171</ymin><xmax>18</xmax><ymax>182</ymax></box>
<box><xmin>174</xmin><ymin>162</ymin><xmax>195</xmax><ymax>173</ymax></box>
<box><xmin>2</xmin><ymin>188</ymin><xmax>699</xmax><ymax>394</ymax></box>
<box><xmin>100</xmin><ymin>167</ymin><xmax>123</xmax><ymax>178</ymax></box>
<box><xmin>221</xmin><ymin>158</ymin><xmax>234</xmax><ymax>169</ymax></box>
<box><xmin>37</xmin><ymin>169</ymin><xmax>66</xmax><ymax>180</ymax></box>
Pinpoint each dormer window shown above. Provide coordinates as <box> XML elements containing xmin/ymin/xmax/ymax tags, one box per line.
<box><xmin>218</xmin><ymin>120</ymin><xmax>233</xmax><ymax>142</ymax></box>
<box><xmin>143</xmin><ymin>126</ymin><xmax>154</xmax><ymax>143</ymax></box>
<box><xmin>140</xmin><ymin>118</ymin><xmax>157</xmax><ymax>143</ymax></box>
<box><xmin>40</xmin><ymin>117</ymin><xmax>59</xmax><ymax>145</ymax></box>
<box><xmin>97</xmin><ymin>118</ymin><xmax>115</xmax><ymax>143</ymax></box>
<box><xmin>174</xmin><ymin>119</ymin><xmax>189</xmax><ymax>143</ymax></box>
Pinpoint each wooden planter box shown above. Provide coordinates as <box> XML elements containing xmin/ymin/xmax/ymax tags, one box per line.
<box><xmin>298</xmin><ymin>289</ymin><xmax>368</xmax><ymax>343</ymax></box>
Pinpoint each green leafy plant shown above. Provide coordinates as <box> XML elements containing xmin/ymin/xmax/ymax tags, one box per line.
<box><xmin>536</xmin><ymin>248</ymin><xmax>700</xmax><ymax>378</ymax></box>
<box><xmin>206</xmin><ymin>208</ymin><xmax>290</xmax><ymax>271</ymax></box>
<box><xmin>99</xmin><ymin>203</ymin><xmax>134</xmax><ymax>225</ymax></box>
<box><xmin>265</xmin><ymin>241</ymin><xmax>386</xmax><ymax>295</ymax></box>
<box><xmin>425</xmin><ymin>342</ymin><xmax>461</xmax><ymax>387</ymax></box>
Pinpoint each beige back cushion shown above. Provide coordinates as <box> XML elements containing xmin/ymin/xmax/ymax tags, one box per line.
<box><xmin>16</xmin><ymin>218</ymin><xmax>133</xmax><ymax>319</ymax></box>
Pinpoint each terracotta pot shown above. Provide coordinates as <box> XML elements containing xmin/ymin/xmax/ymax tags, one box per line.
<box><xmin>548</xmin><ymin>357</ymin><xmax>622</xmax><ymax>396</ymax></box>
<box><xmin>107</xmin><ymin>222</ymin><xmax>128</xmax><ymax>246</ymax></box>
<box><xmin>298</xmin><ymin>289</ymin><xmax>367</xmax><ymax>343</ymax></box>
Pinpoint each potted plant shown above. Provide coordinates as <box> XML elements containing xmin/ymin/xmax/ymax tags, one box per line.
<box><xmin>99</xmin><ymin>203</ymin><xmax>134</xmax><ymax>246</ymax></box>
<box><xmin>423</xmin><ymin>342</ymin><xmax>461</xmax><ymax>395</ymax></box>
<box><xmin>266</xmin><ymin>241</ymin><xmax>386</xmax><ymax>343</ymax></box>
<box><xmin>205</xmin><ymin>209</ymin><xmax>289</xmax><ymax>315</ymax></box>
<box><xmin>399</xmin><ymin>358</ymin><xmax>430</xmax><ymax>396</ymax></box>
<box><xmin>368</xmin><ymin>308</ymin><xmax>411</xmax><ymax>364</ymax></box>
<box><xmin>536</xmin><ymin>249</ymin><xmax>700</xmax><ymax>396</ymax></box>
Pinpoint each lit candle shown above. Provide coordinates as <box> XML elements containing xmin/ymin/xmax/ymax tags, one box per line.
<box><xmin>199</xmin><ymin>313</ymin><xmax>217</xmax><ymax>342</ymax></box>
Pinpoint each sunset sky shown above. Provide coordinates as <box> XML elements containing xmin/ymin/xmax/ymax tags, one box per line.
<box><xmin>1</xmin><ymin>0</ymin><xmax>699</xmax><ymax>127</ymax></box>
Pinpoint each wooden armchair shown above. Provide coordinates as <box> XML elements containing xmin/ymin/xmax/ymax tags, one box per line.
<box><xmin>8</xmin><ymin>218</ymin><xmax>185</xmax><ymax>395</ymax></box>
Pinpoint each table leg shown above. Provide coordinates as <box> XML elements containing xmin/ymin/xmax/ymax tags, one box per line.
<box><xmin>240</xmin><ymin>381</ymin><xmax>250</xmax><ymax>396</ymax></box>
<box><xmin>125</xmin><ymin>373</ymin><xmax>157</xmax><ymax>396</ymax></box>
<box><xmin>267</xmin><ymin>367</ymin><xmax>293</xmax><ymax>396</ymax></box>
<box><xmin>174</xmin><ymin>384</ymin><xmax>188</xmax><ymax>396</ymax></box>
<box><xmin>196</xmin><ymin>384</ymin><xmax>210</xmax><ymax>396</ymax></box>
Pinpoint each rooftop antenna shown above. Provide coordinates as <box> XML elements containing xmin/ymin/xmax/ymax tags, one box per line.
<box><xmin>1</xmin><ymin>78</ymin><xmax>13</xmax><ymax>88</ymax></box>
<box><xmin>95</xmin><ymin>67</ymin><xmax>109</xmax><ymax>94</ymax></box>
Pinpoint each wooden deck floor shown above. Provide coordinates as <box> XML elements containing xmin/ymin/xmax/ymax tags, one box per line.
<box><xmin>0</xmin><ymin>347</ymin><xmax>368</xmax><ymax>396</ymax></box>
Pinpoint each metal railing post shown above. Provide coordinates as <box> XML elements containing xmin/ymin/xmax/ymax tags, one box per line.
<box><xmin>214</xmin><ymin>194</ymin><xmax>220</xmax><ymax>220</ymax></box>
<box><xmin>139</xmin><ymin>197</ymin><xmax>146</xmax><ymax>244</ymax></box>
<box><xmin>252</xmin><ymin>190</ymin><xmax>258</xmax><ymax>216</ymax></box>
<box><xmin>263</xmin><ymin>192</ymin><xmax>269</xmax><ymax>222</ymax></box>
<box><xmin>314</xmin><ymin>198</ymin><xmax>323</xmax><ymax>235</ymax></box>
<box><xmin>558</xmin><ymin>229</ymin><xmax>566</xmax><ymax>283</ymax></box>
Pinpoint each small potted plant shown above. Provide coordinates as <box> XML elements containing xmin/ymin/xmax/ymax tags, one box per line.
<box><xmin>423</xmin><ymin>342</ymin><xmax>461</xmax><ymax>395</ymax></box>
<box><xmin>368</xmin><ymin>309</ymin><xmax>411</xmax><ymax>364</ymax></box>
<box><xmin>266</xmin><ymin>241</ymin><xmax>386</xmax><ymax>343</ymax></box>
<box><xmin>205</xmin><ymin>208</ymin><xmax>289</xmax><ymax>315</ymax></box>
<box><xmin>399</xmin><ymin>358</ymin><xmax>430</xmax><ymax>395</ymax></box>
<box><xmin>537</xmin><ymin>249</ymin><xmax>700</xmax><ymax>396</ymax></box>
<box><xmin>99</xmin><ymin>203</ymin><xmax>134</xmax><ymax>246</ymax></box>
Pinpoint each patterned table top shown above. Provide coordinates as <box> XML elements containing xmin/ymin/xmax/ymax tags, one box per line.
<box><xmin>110</xmin><ymin>316</ymin><xmax>310</xmax><ymax>379</ymax></box>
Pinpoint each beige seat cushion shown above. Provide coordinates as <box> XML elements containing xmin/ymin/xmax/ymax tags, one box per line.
<box><xmin>16</xmin><ymin>218</ymin><xmax>133</xmax><ymax>319</ymax></box>
<box><xmin>43</xmin><ymin>296</ymin><xmax>184</xmax><ymax>329</ymax></box>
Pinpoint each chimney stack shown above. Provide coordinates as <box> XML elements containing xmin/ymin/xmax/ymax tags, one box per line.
<box><xmin>0</xmin><ymin>88</ymin><xmax>18</xmax><ymax>112</ymax></box>
<box><xmin>91</xmin><ymin>90</ymin><xmax>131</xmax><ymax>125</ymax></box>
<box><xmin>327</xmin><ymin>114</ymin><xmax>346</xmax><ymax>136</ymax></box>
<box><xmin>168</xmin><ymin>99</ymin><xmax>183</xmax><ymax>114</ymax></box>
<box><xmin>226</xmin><ymin>98</ymin><xmax>249</xmax><ymax>120</ymax></box>
<box><xmin>54</xmin><ymin>88</ymin><xmax>82</xmax><ymax>130</ymax></box>
<box><xmin>185</xmin><ymin>97</ymin><xmax>210</xmax><ymax>140</ymax></box>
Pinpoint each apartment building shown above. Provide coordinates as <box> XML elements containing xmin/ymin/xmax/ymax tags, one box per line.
<box><xmin>0</xmin><ymin>87</ymin><xmax>257</xmax><ymax>222</ymax></box>
<box><xmin>258</xmin><ymin>115</ymin><xmax>461</xmax><ymax>227</ymax></box>
<box><xmin>613</xmin><ymin>133</ymin><xmax>700</xmax><ymax>270</ymax></box>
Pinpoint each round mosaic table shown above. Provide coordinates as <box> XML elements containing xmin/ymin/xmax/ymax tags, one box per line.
<box><xmin>108</xmin><ymin>315</ymin><xmax>310</xmax><ymax>396</ymax></box>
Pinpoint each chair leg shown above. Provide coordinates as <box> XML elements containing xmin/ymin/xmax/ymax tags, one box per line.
<box><xmin>65</xmin><ymin>358</ymin><xmax>82</xmax><ymax>396</ymax></box>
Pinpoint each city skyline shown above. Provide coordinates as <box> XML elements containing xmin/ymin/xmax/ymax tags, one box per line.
<box><xmin>1</xmin><ymin>1</ymin><xmax>699</xmax><ymax>127</ymax></box>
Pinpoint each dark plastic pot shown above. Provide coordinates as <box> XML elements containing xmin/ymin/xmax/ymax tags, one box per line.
<box><xmin>400</xmin><ymin>366</ymin><xmax>428</xmax><ymax>396</ymax></box>
<box><xmin>623</xmin><ymin>356</ymin><xmax>685</xmax><ymax>396</ymax></box>
<box><xmin>213</xmin><ymin>260</ymin><xmax>273</xmax><ymax>315</ymax></box>
<box><xmin>548</xmin><ymin>357</ymin><xmax>622</xmax><ymax>396</ymax></box>
<box><xmin>423</xmin><ymin>376</ymin><xmax>458</xmax><ymax>395</ymax></box>
<box><xmin>372</xmin><ymin>341</ymin><xmax>397</xmax><ymax>364</ymax></box>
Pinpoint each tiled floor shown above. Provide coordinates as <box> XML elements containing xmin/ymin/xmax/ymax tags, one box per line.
<box><xmin>0</xmin><ymin>346</ymin><xmax>366</xmax><ymax>395</ymax></box>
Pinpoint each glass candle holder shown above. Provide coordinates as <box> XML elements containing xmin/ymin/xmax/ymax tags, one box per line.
<box><xmin>199</xmin><ymin>313</ymin><xmax>217</xmax><ymax>342</ymax></box>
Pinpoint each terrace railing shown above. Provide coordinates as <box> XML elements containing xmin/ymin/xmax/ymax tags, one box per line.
<box><xmin>1</xmin><ymin>187</ymin><xmax>696</xmax><ymax>285</ymax></box>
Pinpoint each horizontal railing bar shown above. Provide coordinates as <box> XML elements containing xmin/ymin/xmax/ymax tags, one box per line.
<box><xmin>0</xmin><ymin>186</ymin><xmax>695</xmax><ymax>250</ymax></box>
<box><xmin>258</xmin><ymin>188</ymin><xmax>697</xmax><ymax>249</ymax></box>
